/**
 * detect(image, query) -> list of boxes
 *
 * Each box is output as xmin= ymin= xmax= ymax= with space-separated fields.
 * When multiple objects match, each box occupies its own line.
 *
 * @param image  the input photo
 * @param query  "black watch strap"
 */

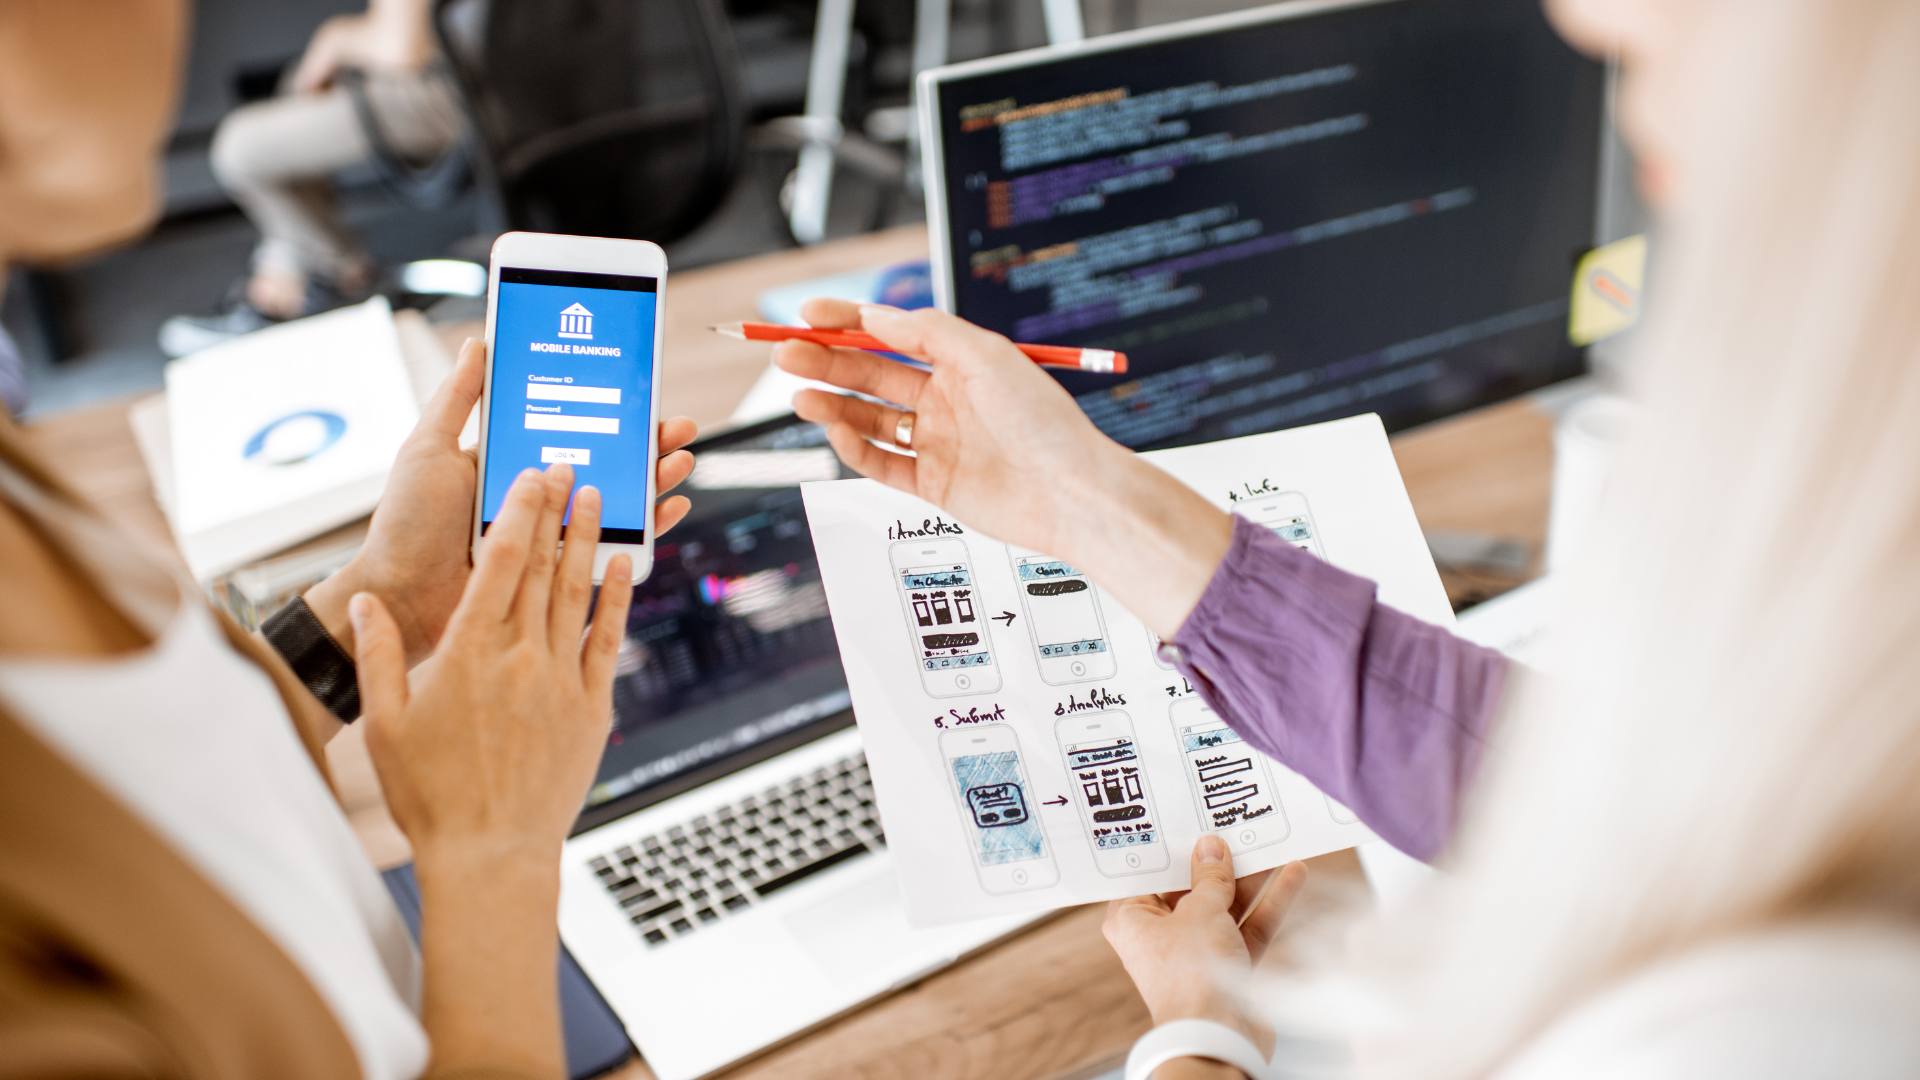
xmin=262 ymin=596 xmax=362 ymax=723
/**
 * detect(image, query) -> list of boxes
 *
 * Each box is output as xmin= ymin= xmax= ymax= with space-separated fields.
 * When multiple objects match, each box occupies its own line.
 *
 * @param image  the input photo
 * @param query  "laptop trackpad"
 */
xmin=783 ymin=875 xmax=934 ymax=986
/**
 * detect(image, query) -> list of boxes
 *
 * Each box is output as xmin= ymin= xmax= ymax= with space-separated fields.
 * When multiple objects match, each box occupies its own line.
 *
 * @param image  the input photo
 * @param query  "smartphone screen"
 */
xmin=949 ymin=749 xmax=1047 ymax=866
xmin=482 ymin=268 xmax=658 ymax=543
xmin=899 ymin=561 xmax=991 ymax=672
xmin=1013 ymin=556 xmax=1108 ymax=659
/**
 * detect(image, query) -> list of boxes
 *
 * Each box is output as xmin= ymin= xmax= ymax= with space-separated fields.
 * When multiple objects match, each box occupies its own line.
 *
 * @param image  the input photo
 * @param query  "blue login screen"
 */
xmin=483 ymin=267 xmax=657 ymax=543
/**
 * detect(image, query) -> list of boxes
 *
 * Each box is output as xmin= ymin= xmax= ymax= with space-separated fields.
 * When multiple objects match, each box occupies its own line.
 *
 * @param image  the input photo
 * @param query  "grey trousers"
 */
xmin=210 ymin=68 xmax=462 ymax=284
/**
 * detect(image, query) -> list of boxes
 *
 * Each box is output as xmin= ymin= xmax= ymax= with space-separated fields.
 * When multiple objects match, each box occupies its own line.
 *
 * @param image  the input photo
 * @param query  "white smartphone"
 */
xmin=1055 ymin=709 xmax=1170 ymax=876
xmin=1008 ymin=548 xmax=1117 ymax=685
xmin=1233 ymin=491 xmax=1324 ymax=558
xmin=939 ymin=725 xmax=1059 ymax=894
xmin=1168 ymin=697 xmax=1290 ymax=853
xmin=891 ymin=538 xmax=1001 ymax=697
xmin=473 ymin=231 xmax=667 ymax=584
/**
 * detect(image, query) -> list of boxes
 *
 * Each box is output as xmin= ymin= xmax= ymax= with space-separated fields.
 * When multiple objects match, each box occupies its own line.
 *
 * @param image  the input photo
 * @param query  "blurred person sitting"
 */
xmin=159 ymin=0 xmax=461 ymax=357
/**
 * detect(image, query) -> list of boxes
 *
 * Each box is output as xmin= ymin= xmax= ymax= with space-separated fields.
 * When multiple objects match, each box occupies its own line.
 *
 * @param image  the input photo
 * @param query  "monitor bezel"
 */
xmin=916 ymin=0 xmax=1612 ymax=413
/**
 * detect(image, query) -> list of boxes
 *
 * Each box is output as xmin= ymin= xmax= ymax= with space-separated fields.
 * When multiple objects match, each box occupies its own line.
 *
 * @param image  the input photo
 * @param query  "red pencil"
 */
xmin=710 ymin=320 xmax=1128 ymax=375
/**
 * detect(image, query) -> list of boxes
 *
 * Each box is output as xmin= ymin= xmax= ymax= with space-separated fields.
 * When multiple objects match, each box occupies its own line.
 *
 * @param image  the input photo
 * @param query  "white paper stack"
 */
xmin=160 ymin=298 xmax=419 ymax=581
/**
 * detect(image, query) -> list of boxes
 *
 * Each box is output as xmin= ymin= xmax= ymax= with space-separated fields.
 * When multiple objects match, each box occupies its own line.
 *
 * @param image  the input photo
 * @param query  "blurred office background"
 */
xmin=2 ymin=0 xmax=1286 ymax=416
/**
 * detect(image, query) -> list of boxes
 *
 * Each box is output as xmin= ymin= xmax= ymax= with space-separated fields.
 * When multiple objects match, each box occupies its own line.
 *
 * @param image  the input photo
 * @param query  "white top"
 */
xmin=0 ymin=461 xmax=428 ymax=1080
xmin=1498 ymin=920 xmax=1920 ymax=1078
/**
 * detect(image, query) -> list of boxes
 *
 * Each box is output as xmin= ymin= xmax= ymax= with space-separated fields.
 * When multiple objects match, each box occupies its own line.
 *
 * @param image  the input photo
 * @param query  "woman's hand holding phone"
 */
xmin=345 ymin=462 xmax=635 ymax=1075
xmin=780 ymin=300 xmax=1234 ymax=639
xmin=303 ymin=338 xmax=698 ymax=667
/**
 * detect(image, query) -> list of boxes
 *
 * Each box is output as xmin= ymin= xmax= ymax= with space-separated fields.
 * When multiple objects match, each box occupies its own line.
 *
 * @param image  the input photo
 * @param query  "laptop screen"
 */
xmin=576 ymin=416 xmax=856 ymax=831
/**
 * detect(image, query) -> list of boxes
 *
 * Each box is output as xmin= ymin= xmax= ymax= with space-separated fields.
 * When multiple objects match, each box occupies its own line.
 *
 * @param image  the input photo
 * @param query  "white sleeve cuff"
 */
xmin=1126 ymin=1018 xmax=1272 ymax=1080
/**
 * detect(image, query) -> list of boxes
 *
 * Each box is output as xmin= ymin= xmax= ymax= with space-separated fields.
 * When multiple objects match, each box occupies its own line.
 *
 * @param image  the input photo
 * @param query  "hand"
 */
xmin=779 ymin=300 xmax=1232 ymax=637
xmin=350 ymin=463 xmax=629 ymax=866
xmin=289 ymin=12 xmax=435 ymax=95
xmin=780 ymin=300 xmax=1127 ymax=559
xmin=305 ymin=337 xmax=698 ymax=666
xmin=1104 ymin=836 xmax=1309 ymax=1055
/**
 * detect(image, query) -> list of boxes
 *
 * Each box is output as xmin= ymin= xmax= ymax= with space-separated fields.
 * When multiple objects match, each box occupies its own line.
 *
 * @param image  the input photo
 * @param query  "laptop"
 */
xmin=557 ymin=415 xmax=1035 ymax=1080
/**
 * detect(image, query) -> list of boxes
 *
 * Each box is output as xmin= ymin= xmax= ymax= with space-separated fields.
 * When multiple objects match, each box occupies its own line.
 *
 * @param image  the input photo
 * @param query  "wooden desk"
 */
xmin=23 ymin=226 xmax=1553 ymax=1080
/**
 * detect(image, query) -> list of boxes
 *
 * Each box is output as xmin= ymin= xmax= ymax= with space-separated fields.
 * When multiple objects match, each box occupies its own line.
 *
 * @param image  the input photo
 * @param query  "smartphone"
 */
xmin=474 ymin=231 xmax=667 ymax=583
xmin=1009 ymin=549 xmax=1117 ymax=685
xmin=1234 ymin=491 xmax=1324 ymax=558
xmin=1168 ymin=697 xmax=1290 ymax=853
xmin=891 ymin=538 xmax=1001 ymax=697
xmin=1055 ymin=709 xmax=1170 ymax=876
xmin=939 ymin=726 xmax=1059 ymax=893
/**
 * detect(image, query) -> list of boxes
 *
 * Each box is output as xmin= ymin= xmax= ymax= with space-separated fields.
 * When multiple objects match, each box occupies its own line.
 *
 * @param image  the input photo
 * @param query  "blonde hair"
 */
xmin=1272 ymin=1 xmax=1920 ymax=1073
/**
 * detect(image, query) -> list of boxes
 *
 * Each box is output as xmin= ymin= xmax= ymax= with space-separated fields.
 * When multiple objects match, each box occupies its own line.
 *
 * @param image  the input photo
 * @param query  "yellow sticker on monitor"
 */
xmin=1569 ymin=234 xmax=1648 ymax=346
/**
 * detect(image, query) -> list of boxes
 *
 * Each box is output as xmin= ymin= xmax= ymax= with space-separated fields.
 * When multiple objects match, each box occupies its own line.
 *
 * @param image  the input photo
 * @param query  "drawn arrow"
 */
xmin=992 ymin=611 xmax=1017 ymax=627
xmin=1042 ymin=796 xmax=1069 ymax=807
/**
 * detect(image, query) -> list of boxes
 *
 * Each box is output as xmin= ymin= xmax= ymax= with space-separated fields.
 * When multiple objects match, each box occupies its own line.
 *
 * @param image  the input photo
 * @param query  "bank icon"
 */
xmin=558 ymin=302 xmax=594 ymax=339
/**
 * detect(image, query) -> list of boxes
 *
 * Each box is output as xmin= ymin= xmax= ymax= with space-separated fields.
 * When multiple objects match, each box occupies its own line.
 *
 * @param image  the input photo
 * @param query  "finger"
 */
xmin=792 ymin=390 xmax=918 ymax=492
xmin=655 ymin=494 xmax=692 ymax=538
xmin=419 ymin=338 xmax=486 ymax=442
xmin=858 ymin=306 xmax=1010 ymax=371
xmin=549 ymin=484 xmax=602 ymax=646
xmin=656 ymin=448 xmax=696 ymax=497
xmin=1176 ymin=834 xmax=1237 ymax=916
xmin=659 ymin=416 xmax=698 ymax=457
xmin=796 ymin=392 xmax=910 ymax=449
xmin=511 ymin=463 xmax=574 ymax=631
xmin=824 ymin=421 xmax=919 ymax=493
xmin=457 ymin=468 xmax=545 ymax=625
xmin=799 ymin=296 xmax=865 ymax=329
xmin=774 ymin=339 xmax=930 ymax=407
xmin=1239 ymin=861 xmax=1308 ymax=963
xmin=582 ymin=554 xmax=634 ymax=688
xmin=349 ymin=592 xmax=409 ymax=717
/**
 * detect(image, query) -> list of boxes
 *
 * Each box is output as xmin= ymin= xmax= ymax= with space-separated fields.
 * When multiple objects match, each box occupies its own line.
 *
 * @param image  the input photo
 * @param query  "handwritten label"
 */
xmin=1164 ymin=678 xmax=1197 ymax=699
xmin=932 ymin=702 xmax=1010 ymax=730
xmin=1054 ymin=687 xmax=1127 ymax=715
xmin=889 ymin=515 xmax=966 ymax=539
xmin=1226 ymin=478 xmax=1280 ymax=503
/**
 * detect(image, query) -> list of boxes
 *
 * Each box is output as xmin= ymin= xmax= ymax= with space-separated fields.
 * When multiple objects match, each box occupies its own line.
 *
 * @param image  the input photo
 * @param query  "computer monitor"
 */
xmin=574 ymin=415 xmax=857 ymax=834
xmin=919 ymin=0 xmax=1610 ymax=449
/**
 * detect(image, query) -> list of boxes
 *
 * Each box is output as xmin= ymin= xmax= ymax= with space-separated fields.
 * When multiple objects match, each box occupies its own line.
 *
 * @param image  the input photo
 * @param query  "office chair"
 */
xmin=431 ymin=0 xmax=748 ymax=245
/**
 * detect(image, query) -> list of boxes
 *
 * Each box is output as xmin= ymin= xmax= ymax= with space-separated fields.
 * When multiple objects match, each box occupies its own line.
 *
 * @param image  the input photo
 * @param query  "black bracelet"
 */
xmin=262 ymin=596 xmax=362 ymax=723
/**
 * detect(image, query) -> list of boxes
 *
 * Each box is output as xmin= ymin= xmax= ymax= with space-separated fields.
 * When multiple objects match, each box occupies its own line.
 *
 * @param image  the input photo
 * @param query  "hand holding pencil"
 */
xmin=761 ymin=299 xmax=1141 ymax=566
xmin=713 ymin=317 xmax=1127 ymax=374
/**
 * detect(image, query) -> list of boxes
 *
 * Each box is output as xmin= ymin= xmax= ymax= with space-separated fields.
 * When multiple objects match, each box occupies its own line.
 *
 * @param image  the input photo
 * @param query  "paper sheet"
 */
xmin=801 ymin=414 xmax=1456 ymax=924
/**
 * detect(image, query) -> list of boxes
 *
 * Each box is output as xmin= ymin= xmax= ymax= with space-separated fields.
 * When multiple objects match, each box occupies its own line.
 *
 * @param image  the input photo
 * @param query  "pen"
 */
xmin=710 ymin=320 xmax=1128 ymax=375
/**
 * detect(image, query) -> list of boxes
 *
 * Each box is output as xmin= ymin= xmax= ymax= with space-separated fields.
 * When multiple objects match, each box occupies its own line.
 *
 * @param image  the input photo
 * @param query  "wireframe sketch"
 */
xmin=1055 ymin=710 xmax=1171 ymax=876
xmin=940 ymin=725 xmax=1059 ymax=893
xmin=1009 ymin=549 xmax=1118 ymax=684
xmin=1234 ymin=490 xmax=1326 ymax=557
xmin=1169 ymin=697 xmax=1290 ymax=853
xmin=891 ymin=538 xmax=1001 ymax=697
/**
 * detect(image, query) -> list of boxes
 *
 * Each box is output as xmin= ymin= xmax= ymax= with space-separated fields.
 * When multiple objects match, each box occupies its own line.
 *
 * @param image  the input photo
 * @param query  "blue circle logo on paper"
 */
xmin=242 ymin=409 xmax=349 ymax=466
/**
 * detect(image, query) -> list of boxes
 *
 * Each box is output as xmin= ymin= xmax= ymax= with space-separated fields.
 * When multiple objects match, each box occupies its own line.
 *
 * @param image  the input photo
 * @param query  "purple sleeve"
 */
xmin=1168 ymin=514 xmax=1508 ymax=861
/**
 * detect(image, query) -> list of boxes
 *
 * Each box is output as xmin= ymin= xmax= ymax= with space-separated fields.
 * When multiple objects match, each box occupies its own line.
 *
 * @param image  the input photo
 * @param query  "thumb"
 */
xmin=1180 ymin=834 xmax=1236 ymax=915
xmin=349 ymin=593 xmax=409 ymax=717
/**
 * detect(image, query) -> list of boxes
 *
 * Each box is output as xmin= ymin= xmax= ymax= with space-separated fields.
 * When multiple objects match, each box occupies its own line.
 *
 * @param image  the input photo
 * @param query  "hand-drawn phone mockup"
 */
xmin=1055 ymin=710 xmax=1170 ymax=876
xmin=1009 ymin=549 xmax=1117 ymax=685
xmin=1233 ymin=491 xmax=1325 ymax=558
xmin=891 ymin=539 xmax=1000 ymax=698
xmin=939 ymin=725 xmax=1060 ymax=894
xmin=1326 ymin=797 xmax=1360 ymax=825
xmin=1169 ymin=697 xmax=1290 ymax=853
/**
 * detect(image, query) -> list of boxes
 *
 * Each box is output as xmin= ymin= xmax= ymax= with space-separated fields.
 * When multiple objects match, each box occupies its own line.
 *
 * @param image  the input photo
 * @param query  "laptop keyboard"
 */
xmin=587 ymin=752 xmax=884 ymax=947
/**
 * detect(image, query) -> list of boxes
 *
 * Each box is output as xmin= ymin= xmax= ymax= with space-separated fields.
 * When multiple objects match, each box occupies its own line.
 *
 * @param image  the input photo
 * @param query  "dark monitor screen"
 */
xmin=925 ymin=0 xmax=1608 ymax=448
xmin=576 ymin=417 xmax=856 ymax=832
